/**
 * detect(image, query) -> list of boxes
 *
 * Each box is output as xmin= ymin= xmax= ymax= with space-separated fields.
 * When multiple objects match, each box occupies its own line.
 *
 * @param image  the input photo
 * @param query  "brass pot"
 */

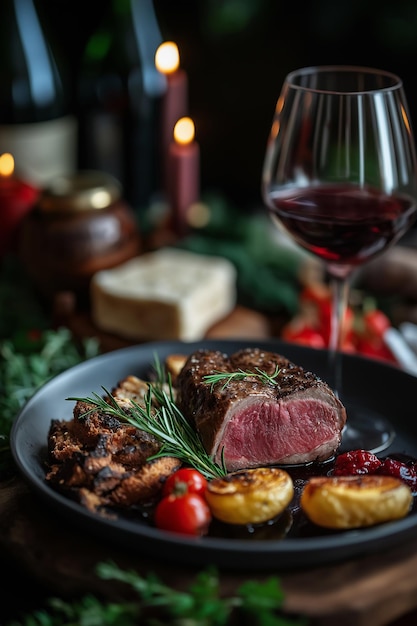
xmin=19 ymin=171 xmax=141 ymax=307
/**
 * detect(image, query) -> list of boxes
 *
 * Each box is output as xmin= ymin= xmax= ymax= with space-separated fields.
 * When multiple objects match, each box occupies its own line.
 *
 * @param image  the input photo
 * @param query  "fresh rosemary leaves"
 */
xmin=68 ymin=370 xmax=227 ymax=480
xmin=203 ymin=365 xmax=281 ymax=391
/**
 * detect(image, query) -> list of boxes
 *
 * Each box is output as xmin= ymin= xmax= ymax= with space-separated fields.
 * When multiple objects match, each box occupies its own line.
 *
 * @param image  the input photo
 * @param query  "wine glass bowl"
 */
xmin=262 ymin=66 xmax=417 ymax=452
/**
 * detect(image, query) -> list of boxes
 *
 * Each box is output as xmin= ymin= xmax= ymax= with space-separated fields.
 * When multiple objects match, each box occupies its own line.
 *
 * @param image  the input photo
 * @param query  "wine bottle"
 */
xmin=77 ymin=0 xmax=166 ymax=220
xmin=0 ymin=0 xmax=77 ymax=186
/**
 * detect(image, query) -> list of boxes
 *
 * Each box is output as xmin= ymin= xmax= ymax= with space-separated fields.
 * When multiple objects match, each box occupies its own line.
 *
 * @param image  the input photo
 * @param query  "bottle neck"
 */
xmin=131 ymin=0 xmax=166 ymax=97
xmin=0 ymin=0 xmax=71 ymax=122
xmin=83 ymin=0 xmax=166 ymax=98
xmin=16 ymin=0 xmax=59 ymax=107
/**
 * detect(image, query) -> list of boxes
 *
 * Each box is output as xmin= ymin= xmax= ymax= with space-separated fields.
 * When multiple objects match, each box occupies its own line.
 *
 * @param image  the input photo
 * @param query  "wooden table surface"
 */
xmin=3 ymin=305 xmax=417 ymax=625
xmin=2 ymin=475 xmax=417 ymax=626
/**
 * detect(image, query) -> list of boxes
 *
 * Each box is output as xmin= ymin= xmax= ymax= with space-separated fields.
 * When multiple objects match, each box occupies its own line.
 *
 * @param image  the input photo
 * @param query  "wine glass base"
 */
xmin=339 ymin=402 xmax=396 ymax=454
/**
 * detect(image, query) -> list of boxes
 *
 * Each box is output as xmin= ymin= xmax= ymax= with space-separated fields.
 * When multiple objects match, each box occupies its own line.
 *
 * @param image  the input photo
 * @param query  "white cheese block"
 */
xmin=90 ymin=248 xmax=237 ymax=341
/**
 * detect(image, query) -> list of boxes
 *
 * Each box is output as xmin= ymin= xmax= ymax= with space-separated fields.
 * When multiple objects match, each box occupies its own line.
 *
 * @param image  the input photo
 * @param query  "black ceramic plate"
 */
xmin=10 ymin=338 xmax=417 ymax=572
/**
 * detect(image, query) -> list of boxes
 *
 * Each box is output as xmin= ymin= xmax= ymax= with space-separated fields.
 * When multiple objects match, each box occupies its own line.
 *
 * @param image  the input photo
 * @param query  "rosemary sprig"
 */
xmin=67 ymin=381 xmax=227 ymax=480
xmin=203 ymin=365 xmax=281 ymax=392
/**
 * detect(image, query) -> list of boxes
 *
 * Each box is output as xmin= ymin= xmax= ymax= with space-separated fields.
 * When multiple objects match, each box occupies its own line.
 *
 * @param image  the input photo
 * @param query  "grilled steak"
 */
xmin=175 ymin=348 xmax=347 ymax=471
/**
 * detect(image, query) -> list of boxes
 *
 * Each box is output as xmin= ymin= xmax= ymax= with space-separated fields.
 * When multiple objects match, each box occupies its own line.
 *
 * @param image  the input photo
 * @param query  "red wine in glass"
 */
xmin=268 ymin=183 xmax=417 ymax=268
xmin=269 ymin=183 xmax=417 ymax=451
xmin=262 ymin=66 xmax=417 ymax=453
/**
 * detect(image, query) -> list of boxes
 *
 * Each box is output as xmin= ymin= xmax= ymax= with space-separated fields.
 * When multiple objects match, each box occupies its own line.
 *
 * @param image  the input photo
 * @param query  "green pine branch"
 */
xmin=5 ymin=560 xmax=308 ymax=626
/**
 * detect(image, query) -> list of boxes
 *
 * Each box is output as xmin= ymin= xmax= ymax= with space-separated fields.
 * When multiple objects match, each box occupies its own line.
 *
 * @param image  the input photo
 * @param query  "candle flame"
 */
xmin=174 ymin=117 xmax=195 ymax=145
xmin=0 ymin=153 xmax=14 ymax=177
xmin=155 ymin=41 xmax=180 ymax=75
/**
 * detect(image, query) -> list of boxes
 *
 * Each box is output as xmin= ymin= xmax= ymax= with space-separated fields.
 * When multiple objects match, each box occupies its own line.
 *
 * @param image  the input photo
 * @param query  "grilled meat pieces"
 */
xmin=46 ymin=377 xmax=181 ymax=514
xmin=175 ymin=348 xmax=347 ymax=471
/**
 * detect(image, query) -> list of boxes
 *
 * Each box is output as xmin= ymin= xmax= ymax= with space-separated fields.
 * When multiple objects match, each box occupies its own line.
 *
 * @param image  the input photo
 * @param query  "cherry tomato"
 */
xmin=162 ymin=467 xmax=208 ymax=498
xmin=299 ymin=285 xmax=331 ymax=334
xmin=320 ymin=302 xmax=354 ymax=346
xmin=284 ymin=283 xmax=397 ymax=364
xmin=282 ymin=320 xmax=326 ymax=349
xmin=154 ymin=492 xmax=212 ymax=536
xmin=295 ymin=285 xmax=354 ymax=347
xmin=363 ymin=309 xmax=391 ymax=339
xmin=340 ymin=337 xmax=356 ymax=354
xmin=356 ymin=337 xmax=397 ymax=364
xmin=299 ymin=283 xmax=331 ymax=308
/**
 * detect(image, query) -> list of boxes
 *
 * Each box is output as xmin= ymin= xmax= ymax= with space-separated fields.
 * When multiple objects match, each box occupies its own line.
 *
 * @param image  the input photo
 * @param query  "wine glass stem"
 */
xmin=328 ymin=275 xmax=350 ymax=397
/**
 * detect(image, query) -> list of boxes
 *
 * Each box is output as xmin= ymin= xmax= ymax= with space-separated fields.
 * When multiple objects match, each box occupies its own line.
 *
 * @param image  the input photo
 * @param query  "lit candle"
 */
xmin=0 ymin=153 xmax=39 ymax=258
xmin=155 ymin=41 xmax=189 ymax=192
xmin=168 ymin=117 xmax=200 ymax=236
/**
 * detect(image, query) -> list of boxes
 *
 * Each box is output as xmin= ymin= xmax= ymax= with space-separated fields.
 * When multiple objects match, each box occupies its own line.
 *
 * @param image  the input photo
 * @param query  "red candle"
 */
xmin=168 ymin=117 xmax=200 ymax=236
xmin=0 ymin=153 xmax=39 ymax=257
xmin=155 ymin=42 xmax=189 ymax=193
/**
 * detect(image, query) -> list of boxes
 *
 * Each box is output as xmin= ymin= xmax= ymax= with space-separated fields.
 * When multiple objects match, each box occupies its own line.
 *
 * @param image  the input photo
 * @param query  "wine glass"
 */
xmin=262 ymin=65 xmax=417 ymax=452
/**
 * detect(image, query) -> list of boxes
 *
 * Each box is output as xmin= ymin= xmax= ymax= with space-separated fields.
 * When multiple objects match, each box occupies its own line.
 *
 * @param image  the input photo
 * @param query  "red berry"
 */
xmin=376 ymin=458 xmax=417 ymax=491
xmin=333 ymin=449 xmax=382 ymax=475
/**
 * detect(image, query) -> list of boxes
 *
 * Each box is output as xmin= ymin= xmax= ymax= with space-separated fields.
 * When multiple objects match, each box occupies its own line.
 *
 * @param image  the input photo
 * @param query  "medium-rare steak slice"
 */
xmin=175 ymin=348 xmax=347 ymax=471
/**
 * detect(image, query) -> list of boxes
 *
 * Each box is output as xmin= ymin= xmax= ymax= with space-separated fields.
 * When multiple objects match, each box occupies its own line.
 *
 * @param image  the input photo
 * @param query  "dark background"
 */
xmin=38 ymin=0 xmax=417 ymax=210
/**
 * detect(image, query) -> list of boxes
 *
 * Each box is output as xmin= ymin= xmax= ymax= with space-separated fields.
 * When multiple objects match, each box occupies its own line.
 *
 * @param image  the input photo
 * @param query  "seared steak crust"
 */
xmin=175 ymin=348 xmax=347 ymax=471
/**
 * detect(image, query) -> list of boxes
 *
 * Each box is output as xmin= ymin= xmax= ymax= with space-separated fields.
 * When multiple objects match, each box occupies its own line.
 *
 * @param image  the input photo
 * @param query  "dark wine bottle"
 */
xmin=0 ymin=0 xmax=77 ymax=186
xmin=77 ymin=0 xmax=166 ymax=220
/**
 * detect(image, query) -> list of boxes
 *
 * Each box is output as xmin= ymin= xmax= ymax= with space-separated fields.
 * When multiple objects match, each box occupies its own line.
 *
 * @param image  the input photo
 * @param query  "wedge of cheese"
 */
xmin=90 ymin=248 xmax=237 ymax=341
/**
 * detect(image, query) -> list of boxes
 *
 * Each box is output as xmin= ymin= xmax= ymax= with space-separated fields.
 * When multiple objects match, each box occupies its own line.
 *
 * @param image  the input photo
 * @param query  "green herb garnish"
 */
xmin=203 ymin=365 xmax=281 ymax=391
xmin=68 ymin=376 xmax=227 ymax=480
xmin=0 ymin=327 xmax=99 ymax=477
xmin=4 ymin=560 xmax=308 ymax=626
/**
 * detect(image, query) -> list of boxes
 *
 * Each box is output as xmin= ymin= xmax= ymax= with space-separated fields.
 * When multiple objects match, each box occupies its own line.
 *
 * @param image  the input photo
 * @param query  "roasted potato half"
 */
xmin=301 ymin=475 xmax=412 ymax=529
xmin=206 ymin=467 xmax=294 ymax=525
xmin=165 ymin=354 xmax=187 ymax=384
